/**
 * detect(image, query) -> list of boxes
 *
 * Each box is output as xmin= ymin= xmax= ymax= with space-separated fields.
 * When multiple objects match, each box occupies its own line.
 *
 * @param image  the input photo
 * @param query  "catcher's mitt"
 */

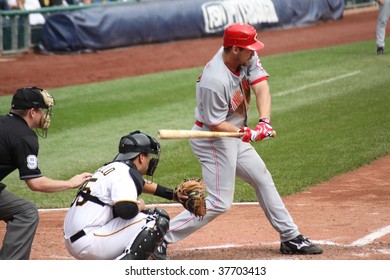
xmin=174 ymin=178 xmax=206 ymax=218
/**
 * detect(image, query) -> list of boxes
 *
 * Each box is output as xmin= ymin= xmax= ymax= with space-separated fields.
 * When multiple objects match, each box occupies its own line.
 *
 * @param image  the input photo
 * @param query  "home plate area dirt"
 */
xmin=3 ymin=154 xmax=387 ymax=260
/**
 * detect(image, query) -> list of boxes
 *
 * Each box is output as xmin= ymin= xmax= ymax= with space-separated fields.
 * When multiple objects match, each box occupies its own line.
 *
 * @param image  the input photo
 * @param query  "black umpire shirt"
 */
xmin=0 ymin=113 xmax=43 ymax=186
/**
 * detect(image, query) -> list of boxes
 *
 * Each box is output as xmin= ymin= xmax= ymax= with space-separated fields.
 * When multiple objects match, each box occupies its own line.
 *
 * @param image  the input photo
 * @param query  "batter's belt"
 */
xmin=195 ymin=120 xmax=203 ymax=127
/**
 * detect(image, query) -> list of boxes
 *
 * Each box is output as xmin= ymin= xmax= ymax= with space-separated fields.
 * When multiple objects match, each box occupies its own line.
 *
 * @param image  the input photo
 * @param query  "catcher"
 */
xmin=63 ymin=130 xmax=206 ymax=260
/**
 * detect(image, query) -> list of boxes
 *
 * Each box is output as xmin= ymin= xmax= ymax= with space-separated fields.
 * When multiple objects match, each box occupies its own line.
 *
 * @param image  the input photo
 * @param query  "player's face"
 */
xmin=29 ymin=107 xmax=52 ymax=138
xmin=30 ymin=108 xmax=44 ymax=129
xmin=237 ymin=48 xmax=255 ymax=66
xmin=138 ymin=154 xmax=151 ymax=175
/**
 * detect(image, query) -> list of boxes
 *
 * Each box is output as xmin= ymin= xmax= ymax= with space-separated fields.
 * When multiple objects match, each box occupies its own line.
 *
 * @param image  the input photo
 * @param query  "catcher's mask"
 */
xmin=11 ymin=86 xmax=55 ymax=138
xmin=113 ymin=130 xmax=161 ymax=176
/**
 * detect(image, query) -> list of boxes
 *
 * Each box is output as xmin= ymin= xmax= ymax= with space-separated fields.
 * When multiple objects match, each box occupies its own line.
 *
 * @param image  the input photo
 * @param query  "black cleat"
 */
xmin=377 ymin=47 xmax=384 ymax=55
xmin=280 ymin=234 xmax=323 ymax=255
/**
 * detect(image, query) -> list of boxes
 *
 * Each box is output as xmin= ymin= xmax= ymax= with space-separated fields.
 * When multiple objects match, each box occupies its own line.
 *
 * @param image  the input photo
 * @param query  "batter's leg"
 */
xmin=376 ymin=1 xmax=390 ymax=48
xmin=235 ymin=143 xmax=299 ymax=242
xmin=165 ymin=137 xmax=239 ymax=244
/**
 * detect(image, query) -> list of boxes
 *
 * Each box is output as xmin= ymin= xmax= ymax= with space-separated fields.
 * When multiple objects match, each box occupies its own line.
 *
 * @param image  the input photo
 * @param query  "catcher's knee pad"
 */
xmin=120 ymin=208 xmax=169 ymax=260
xmin=153 ymin=207 xmax=170 ymax=235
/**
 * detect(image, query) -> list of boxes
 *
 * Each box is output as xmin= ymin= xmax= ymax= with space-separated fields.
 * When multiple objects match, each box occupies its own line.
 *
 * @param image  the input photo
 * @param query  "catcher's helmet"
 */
xmin=113 ymin=131 xmax=160 ymax=176
xmin=223 ymin=23 xmax=264 ymax=51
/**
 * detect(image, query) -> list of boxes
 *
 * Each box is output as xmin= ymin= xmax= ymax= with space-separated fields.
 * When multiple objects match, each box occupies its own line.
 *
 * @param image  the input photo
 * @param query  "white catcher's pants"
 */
xmin=65 ymin=211 xmax=156 ymax=260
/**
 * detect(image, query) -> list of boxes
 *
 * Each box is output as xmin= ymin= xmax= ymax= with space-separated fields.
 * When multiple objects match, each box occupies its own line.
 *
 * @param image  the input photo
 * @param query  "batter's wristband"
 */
xmin=155 ymin=184 xmax=174 ymax=200
xmin=259 ymin=118 xmax=271 ymax=124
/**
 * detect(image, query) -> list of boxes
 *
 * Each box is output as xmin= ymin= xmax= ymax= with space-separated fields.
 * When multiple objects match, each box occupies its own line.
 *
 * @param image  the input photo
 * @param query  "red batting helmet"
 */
xmin=223 ymin=23 xmax=264 ymax=51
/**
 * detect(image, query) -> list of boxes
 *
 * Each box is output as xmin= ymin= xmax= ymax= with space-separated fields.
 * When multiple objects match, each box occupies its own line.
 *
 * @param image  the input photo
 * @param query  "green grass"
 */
xmin=1 ymin=39 xmax=389 ymax=208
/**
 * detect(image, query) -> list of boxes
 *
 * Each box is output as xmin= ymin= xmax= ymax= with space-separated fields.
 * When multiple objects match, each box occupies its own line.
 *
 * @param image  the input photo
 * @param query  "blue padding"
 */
xmin=38 ymin=0 xmax=345 ymax=54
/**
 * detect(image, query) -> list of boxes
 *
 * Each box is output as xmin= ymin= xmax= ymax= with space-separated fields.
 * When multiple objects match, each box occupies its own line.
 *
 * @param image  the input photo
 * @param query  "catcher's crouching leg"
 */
xmin=120 ymin=208 xmax=170 ymax=260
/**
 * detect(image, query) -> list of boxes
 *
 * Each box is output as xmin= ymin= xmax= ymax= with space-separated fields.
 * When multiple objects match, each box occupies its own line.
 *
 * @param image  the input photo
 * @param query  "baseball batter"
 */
xmin=153 ymin=23 xmax=323 ymax=259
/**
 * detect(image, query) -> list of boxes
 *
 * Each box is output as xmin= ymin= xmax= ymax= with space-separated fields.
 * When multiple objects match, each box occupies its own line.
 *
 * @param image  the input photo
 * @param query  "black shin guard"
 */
xmin=120 ymin=208 xmax=169 ymax=260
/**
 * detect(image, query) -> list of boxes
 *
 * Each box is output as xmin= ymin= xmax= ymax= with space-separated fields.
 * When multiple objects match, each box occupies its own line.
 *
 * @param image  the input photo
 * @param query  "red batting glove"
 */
xmin=239 ymin=127 xmax=259 ymax=142
xmin=254 ymin=118 xmax=273 ymax=141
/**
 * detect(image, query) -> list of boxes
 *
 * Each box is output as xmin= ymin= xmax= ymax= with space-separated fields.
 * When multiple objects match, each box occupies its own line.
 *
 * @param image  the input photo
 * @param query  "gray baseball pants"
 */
xmin=165 ymin=129 xmax=299 ymax=244
xmin=0 ymin=188 xmax=39 ymax=260
xmin=376 ymin=0 xmax=390 ymax=48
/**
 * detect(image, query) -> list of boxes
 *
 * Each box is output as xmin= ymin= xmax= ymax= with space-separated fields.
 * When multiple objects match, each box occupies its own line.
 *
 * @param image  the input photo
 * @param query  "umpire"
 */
xmin=0 ymin=87 xmax=91 ymax=260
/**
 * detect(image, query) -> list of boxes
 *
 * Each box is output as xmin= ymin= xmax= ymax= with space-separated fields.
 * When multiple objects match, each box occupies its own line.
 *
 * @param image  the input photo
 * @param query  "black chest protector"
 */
xmin=128 ymin=163 xmax=144 ymax=196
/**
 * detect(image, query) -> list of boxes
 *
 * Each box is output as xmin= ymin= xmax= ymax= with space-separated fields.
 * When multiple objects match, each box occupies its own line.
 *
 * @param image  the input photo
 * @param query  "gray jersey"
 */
xmin=195 ymin=47 xmax=268 ymax=127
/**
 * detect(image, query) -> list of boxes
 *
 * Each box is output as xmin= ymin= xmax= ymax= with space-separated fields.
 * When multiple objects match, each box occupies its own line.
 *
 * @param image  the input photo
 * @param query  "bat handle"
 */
xmin=235 ymin=130 xmax=276 ymax=138
xmin=239 ymin=129 xmax=276 ymax=139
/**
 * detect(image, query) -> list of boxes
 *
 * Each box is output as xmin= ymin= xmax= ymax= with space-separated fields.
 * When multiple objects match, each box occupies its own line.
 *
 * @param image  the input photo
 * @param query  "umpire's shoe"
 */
xmin=280 ymin=235 xmax=323 ymax=255
xmin=151 ymin=240 xmax=169 ymax=260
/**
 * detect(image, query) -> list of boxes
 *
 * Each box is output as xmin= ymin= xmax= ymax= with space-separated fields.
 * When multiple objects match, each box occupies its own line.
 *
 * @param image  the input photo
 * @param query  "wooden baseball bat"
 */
xmin=158 ymin=129 xmax=276 ymax=139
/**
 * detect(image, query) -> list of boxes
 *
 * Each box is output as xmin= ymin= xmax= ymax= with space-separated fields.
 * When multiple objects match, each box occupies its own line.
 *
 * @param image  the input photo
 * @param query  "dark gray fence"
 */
xmin=0 ymin=1 xmax=144 ymax=55
xmin=0 ymin=0 xmax=375 ymax=56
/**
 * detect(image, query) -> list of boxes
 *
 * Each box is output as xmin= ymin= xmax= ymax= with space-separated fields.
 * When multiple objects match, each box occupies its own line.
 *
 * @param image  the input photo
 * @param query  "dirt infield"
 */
xmin=28 ymin=155 xmax=390 ymax=260
xmin=0 ymin=7 xmax=389 ymax=260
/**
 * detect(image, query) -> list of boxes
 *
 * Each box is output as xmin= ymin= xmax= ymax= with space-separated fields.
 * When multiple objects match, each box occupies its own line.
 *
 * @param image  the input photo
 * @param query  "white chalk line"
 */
xmin=172 ymin=221 xmax=390 ymax=255
xmin=175 ymin=224 xmax=390 ymax=254
xmin=39 ymin=204 xmax=389 ymax=258
xmin=273 ymin=70 xmax=361 ymax=97
xmin=350 ymin=225 xmax=390 ymax=246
